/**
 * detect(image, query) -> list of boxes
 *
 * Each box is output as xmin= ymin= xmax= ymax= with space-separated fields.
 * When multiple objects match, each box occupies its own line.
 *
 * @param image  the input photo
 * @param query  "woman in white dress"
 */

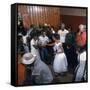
xmin=52 ymin=34 xmax=68 ymax=74
xmin=75 ymin=49 xmax=86 ymax=82
xmin=30 ymin=36 xmax=41 ymax=60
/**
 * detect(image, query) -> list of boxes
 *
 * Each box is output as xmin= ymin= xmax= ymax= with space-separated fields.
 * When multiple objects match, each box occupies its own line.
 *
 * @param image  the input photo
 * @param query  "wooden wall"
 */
xmin=18 ymin=5 xmax=61 ymax=30
xmin=61 ymin=15 xmax=87 ymax=32
xmin=17 ymin=6 xmax=87 ymax=85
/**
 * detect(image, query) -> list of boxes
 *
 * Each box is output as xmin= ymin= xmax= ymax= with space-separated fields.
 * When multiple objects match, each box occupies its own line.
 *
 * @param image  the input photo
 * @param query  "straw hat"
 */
xmin=22 ymin=53 xmax=36 ymax=65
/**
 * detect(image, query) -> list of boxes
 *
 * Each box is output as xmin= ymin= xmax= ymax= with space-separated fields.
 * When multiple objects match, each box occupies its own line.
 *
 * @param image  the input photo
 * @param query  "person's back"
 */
xmin=32 ymin=59 xmax=53 ymax=84
xmin=65 ymin=32 xmax=75 ymax=46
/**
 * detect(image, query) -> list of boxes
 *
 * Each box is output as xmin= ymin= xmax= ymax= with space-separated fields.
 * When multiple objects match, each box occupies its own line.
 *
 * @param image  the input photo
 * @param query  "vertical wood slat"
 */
xmin=18 ymin=5 xmax=61 ymax=30
xmin=17 ymin=5 xmax=61 ymax=84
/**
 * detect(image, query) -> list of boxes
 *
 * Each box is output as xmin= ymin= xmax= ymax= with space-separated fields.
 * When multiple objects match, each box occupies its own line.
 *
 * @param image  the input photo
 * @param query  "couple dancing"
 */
xmin=31 ymin=32 xmax=68 ymax=75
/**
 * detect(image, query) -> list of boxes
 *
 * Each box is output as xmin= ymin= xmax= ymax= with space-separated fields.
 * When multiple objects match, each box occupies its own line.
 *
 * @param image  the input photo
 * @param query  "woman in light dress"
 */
xmin=47 ymin=34 xmax=68 ymax=74
xmin=53 ymin=34 xmax=68 ymax=74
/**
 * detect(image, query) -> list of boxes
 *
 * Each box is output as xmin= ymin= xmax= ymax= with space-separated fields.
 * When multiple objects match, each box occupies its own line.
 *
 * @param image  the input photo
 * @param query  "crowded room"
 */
xmin=17 ymin=5 xmax=87 ymax=85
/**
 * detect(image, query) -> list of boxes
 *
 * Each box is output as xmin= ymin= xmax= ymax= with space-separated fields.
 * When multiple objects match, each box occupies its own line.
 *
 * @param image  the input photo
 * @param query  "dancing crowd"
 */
xmin=17 ymin=19 xmax=87 ymax=85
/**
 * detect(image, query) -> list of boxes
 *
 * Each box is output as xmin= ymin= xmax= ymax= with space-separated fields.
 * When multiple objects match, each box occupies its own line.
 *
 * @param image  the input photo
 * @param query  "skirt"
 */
xmin=75 ymin=61 xmax=86 ymax=81
xmin=53 ymin=53 xmax=68 ymax=73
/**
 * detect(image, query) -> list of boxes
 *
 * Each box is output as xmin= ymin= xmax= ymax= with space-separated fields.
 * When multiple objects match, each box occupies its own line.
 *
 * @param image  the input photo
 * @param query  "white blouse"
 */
xmin=58 ymin=29 xmax=69 ymax=43
xmin=53 ymin=42 xmax=63 ymax=53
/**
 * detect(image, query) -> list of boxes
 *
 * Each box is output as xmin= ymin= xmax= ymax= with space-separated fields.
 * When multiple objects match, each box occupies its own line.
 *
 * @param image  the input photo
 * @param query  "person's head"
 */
xmin=42 ymin=31 xmax=46 ymax=37
xmin=60 ymin=23 xmax=65 ymax=30
xmin=67 ymin=26 xmax=72 ymax=32
xmin=53 ymin=34 xmax=60 ymax=41
xmin=18 ymin=33 xmax=23 ymax=43
xmin=79 ymin=24 xmax=86 ymax=32
xmin=33 ymin=35 xmax=38 ymax=41
xmin=44 ymin=23 xmax=48 ymax=27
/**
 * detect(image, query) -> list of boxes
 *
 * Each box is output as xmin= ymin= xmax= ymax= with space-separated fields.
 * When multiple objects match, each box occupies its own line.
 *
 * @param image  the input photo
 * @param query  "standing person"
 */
xmin=65 ymin=27 xmax=75 ymax=46
xmin=74 ymin=24 xmax=87 ymax=82
xmin=22 ymin=34 xmax=29 ymax=53
xmin=17 ymin=19 xmax=26 ymax=35
xmin=58 ymin=23 xmax=69 ymax=43
xmin=18 ymin=33 xmax=25 ymax=55
xmin=76 ymin=24 xmax=86 ymax=48
xmin=50 ymin=26 xmax=55 ymax=34
xmin=53 ymin=34 xmax=68 ymax=75
xmin=30 ymin=35 xmax=41 ymax=60
xmin=38 ymin=31 xmax=49 ymax=62
xmin=74 ymin=47 xmax=86 ymax=82
xmin=18 ymin=33 xmax=29 ymax=54
xmin=21 ymin=53 xmax=53 ymax=84
xmin=65 ymin=27 xmax=78 ymax=72
xmin=58 ymin=23 xmax=69 ymax=51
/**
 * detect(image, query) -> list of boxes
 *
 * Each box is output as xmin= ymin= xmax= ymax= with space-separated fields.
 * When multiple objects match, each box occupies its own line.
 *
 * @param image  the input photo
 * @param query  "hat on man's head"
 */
xmin=22 ymin=53 xmax=36 ymax=65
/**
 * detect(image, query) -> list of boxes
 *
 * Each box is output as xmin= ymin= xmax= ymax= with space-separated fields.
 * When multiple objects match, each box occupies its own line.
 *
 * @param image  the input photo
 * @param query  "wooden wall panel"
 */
xmin=18 ymin=63 xmax=25 ymax=85
xmin=18 ymin=5 xmax=61 ymax=30
xmin=61 ymin=15 xmax=86 ymax=32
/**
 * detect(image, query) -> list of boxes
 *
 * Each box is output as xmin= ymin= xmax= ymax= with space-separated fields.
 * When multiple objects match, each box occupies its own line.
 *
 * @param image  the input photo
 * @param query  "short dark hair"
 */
xmin=53 ymin=34 xmax=60 ymax=40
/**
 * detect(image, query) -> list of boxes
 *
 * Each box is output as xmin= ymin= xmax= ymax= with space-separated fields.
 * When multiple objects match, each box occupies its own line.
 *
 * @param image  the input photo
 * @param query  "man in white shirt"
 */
xmin=58 ymin=23 xmax=69 ymax=43
xmin=38 ymin=31 xmax=49 ymax=62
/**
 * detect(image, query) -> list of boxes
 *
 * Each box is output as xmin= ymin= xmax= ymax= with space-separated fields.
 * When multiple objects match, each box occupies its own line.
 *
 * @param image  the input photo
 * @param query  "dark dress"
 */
xmin=65 ymin=32 xmax=78 ymax=73
xmin=65 ymin=45 xmax=78 ymax=73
